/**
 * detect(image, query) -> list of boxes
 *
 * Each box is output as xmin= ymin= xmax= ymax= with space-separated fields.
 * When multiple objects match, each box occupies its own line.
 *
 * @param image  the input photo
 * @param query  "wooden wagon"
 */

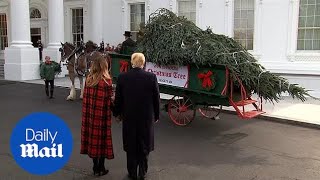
xmin=109 ymin=52 xmax=265 ymax=126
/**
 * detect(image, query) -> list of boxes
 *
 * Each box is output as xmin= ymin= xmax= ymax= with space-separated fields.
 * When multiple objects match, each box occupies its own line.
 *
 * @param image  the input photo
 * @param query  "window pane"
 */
xmin=240 ymin=40 xmax=246 ymax=48
xmin=241 ymin=0 xmax=248 ymax=9
xmin=247 ymin=11 xmax=254 ymax=28
xmin=299 ymin=5 xmax=308 ymax=16
xmin=247 ymin=29 xmax=254 ymax=39
xmin=315 ymin=16 xmax=320 ymax=27
xmin=131 ymin=5 xmax=136 ymax=13
xmin=235 ymin=10 xmax=241 ymax=18
xmin=234 ymin=20 xmax=240 ymax=28
xmin=306 ymin=16 xmax=315 ymax=27
xmin=305 ymin=40 xmax=313 ymax=49
xmin=305 ymin=29 xmax=313 ymax=39
xmin=234 ymin=0 xmax=254 ymax=50
xmin=309 ymin=0 xmax=316 ymax=4
xmin=297 ymin=40 xmax=305 ymax=50
xmin=301 ymin=0 xmax=308 ymax=5
xmin=247 ymin=40 xmax=253 ymax=50
xmin=313 ymin=40 xmax=320 ymax=49
xmin=316 ymin=6 xmax=320 ymax=15
xmin=307 ymin=5 xmax=316 ymax=16
xmin=241 ymin=11 xmax=247 ymax=18
xmin=298 ymin=29 xmax=305 ymax=39
xmin=178 ymin=0 xmax=196 ymax=23
xmin=298 ymin=17 xmax=306 ymax=27
xmin=314 ymin=29 xmax=320 ymax=39
xmin=235 ymin=0 xmax=241 ymax=9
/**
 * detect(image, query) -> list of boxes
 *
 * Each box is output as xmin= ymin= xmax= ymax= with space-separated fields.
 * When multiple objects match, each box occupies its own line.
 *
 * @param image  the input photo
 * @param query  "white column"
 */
xmin=10 ymin=0 xmax=32 ymax=48
xmin=4 ymin=0 xmax=39 ymax=80
xmin=47 ymin=0 xmax=64 ymax=48
xmin=90 ymin=0 xmax=103 ymax=44
xmin=43 ymin=0 xmax=66 ymax=77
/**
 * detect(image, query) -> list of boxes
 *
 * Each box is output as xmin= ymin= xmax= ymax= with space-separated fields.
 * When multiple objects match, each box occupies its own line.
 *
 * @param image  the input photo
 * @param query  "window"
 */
xmin=234 ymin=0 xmax=255 ymax=50
xmin=30 ymin=8 xmax=41 ymax=19
xmin=297 ymin=0 xmax=320 ymax=50
xmin=72 ymin=8 xmax=84 ymax=46
xmin=30 ymin=28 xmax=41 ymax=47
xmin=0 ymin=14 xmax=8 ymax=50
xmin=177 ymin=0 xmax=196 ymax=24
xmin=130 ymin=3 xmax=145 ymax=41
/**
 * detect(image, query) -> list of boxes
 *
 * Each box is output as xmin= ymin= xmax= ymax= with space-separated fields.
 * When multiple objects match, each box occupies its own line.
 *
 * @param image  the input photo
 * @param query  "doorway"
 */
xmin=31 ymin=28 xmax=41 ymax=47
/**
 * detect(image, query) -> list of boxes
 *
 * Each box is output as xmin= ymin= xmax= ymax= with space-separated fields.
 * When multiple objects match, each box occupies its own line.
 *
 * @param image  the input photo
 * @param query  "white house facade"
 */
xmin=0 ymin=0 xmax=320 ymax=97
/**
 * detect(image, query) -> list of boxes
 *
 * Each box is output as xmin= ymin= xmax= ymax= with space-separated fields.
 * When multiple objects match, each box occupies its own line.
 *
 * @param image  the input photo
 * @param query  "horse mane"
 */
xmin=85 ymin=40 xmax=98 ymax=48
xmin=64 ymin=42 xmax=75 ymax=48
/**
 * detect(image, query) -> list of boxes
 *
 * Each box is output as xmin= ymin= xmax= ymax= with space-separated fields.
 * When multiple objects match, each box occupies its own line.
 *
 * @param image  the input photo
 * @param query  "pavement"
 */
xmin=22 ymin=77 xmax=320 ymax=127
xmin=1 ymin=80 xmax=320 ymax=179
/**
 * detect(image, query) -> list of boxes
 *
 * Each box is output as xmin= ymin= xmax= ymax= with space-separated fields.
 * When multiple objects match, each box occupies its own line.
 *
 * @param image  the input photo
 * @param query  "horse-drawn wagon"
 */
xmin=109 ymin=53 xmax=265 ymax=126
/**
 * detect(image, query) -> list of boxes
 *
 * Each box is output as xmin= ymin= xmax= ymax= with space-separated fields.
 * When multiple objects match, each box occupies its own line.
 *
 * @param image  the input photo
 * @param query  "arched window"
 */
xmin=30 ymin=8 xmax=41 ymax=19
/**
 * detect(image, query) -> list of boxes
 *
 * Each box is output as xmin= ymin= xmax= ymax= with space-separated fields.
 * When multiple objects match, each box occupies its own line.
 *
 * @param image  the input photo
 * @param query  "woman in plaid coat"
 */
xmin=80 ymin=51 xmax=114 ymax=176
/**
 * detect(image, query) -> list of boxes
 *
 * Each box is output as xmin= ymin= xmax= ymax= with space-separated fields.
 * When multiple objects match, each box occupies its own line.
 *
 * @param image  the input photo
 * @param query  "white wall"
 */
xmin=102 ymin=0 xmax=123 ymax=46
xmin=259 ymin=0 xmax=290 ymax=64
xmin=199 ymin=0 xmax=225 ymax=34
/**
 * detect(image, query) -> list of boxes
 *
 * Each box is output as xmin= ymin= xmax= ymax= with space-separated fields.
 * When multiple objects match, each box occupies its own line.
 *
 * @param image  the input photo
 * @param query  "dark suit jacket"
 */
xmin=113 ymin=68 xmax=160 ymax=153
xmin=120 ymin=38 xmax=137 ymax=54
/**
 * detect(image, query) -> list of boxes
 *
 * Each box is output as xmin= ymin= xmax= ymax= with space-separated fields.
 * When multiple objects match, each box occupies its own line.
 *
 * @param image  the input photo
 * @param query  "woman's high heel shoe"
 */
xmin=92 ymin=158 xmax=99 ymax=176
xmin=99 ymin=167 xmax=109 ymax=176
xmin=93 ymin=166 xmax=99 ymax=176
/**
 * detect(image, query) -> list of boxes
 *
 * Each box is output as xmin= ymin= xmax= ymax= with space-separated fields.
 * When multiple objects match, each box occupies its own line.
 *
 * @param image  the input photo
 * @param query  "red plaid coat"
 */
xmin=80 ymin=79 xmax=114 ymax=159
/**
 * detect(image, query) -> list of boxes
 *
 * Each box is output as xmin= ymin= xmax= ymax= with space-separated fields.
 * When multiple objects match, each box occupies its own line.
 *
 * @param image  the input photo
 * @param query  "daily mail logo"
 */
xmin=20 ymin=129 xmax=63 ymax=158
xmin=10 ymin=113 xmax=73 ymax=175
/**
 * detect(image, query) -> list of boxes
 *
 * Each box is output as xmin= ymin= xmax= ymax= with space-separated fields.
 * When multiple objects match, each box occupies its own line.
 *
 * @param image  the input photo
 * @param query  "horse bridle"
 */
xmin=60 ymin=42 xmax=112 ymax=76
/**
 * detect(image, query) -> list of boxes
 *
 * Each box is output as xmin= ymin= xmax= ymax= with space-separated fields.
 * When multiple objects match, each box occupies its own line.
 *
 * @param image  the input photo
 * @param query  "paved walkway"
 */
xmin=22 ymin=77 xmax=320 ymax=126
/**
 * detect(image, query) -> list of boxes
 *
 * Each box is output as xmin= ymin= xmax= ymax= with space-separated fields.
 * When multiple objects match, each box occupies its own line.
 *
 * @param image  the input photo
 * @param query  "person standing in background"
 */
xmin=120 ymin=31 xmax=137 ymax=54
xmin=40 ymin=56 xmax=61 ymax=99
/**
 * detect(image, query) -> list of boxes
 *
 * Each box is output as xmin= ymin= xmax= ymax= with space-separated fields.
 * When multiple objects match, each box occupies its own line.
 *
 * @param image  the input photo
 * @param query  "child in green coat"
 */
xmin=40 ymin=56 xmax=61 ymax=99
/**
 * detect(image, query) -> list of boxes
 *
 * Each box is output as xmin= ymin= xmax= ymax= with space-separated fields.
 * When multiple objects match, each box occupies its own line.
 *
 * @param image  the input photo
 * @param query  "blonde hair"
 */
xmin=86 ymin=52 xmax=111 ymax=87
xmin=131 ymin=53 xmax=145 ymax=68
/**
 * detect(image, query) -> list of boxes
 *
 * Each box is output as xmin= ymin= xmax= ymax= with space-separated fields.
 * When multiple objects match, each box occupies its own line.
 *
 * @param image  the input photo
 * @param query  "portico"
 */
xmin=4 ymin=0 xmax=39 ymax=80
xmin=4 ymin=0 xmax=65 ymax=80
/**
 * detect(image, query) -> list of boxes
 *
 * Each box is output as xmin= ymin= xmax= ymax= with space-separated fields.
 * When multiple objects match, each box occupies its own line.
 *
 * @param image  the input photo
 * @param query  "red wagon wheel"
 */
xmin=168 ymin=95 xmax=196 ymax=126
xmin=198 ymin=105 xmax=222 ymax=120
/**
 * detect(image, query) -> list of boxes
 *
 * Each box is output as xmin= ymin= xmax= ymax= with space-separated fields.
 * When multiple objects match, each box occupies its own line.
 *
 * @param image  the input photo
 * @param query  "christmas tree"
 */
xmin=136 ymin=8 xmax=315 ymax=103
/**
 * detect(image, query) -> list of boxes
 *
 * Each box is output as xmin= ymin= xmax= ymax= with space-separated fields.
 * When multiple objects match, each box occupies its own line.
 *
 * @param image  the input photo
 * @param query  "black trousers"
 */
xmin=127 ymin=150 xmax=149 ymax=178
xmin=45 ymin=80 xmax=54 ymax=97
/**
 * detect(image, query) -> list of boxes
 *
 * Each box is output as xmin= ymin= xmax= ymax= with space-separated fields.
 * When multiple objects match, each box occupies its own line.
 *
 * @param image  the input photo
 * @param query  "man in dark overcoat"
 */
xmin=113 ymin=52 xmax=160 ymax=180
xmin=120 ymin=31 xmax=137 ymax=54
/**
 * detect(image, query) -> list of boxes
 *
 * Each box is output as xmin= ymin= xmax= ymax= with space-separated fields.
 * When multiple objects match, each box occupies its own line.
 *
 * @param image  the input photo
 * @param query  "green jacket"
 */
xmin=40 ymin=61 xmax=61 ymax=80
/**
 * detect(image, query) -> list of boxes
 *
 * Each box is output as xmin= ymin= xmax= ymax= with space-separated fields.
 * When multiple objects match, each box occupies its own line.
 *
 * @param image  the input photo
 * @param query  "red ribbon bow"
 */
xmin=119 ymin=60 xmax=129 ymax=72
xmin=197 ymin=71 xmax=213 ymax=88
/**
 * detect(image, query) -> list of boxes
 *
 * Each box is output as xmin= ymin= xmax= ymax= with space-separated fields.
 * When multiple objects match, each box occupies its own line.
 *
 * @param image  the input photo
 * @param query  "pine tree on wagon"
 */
xmin=136 ymin=8 xmax=317 ymax=103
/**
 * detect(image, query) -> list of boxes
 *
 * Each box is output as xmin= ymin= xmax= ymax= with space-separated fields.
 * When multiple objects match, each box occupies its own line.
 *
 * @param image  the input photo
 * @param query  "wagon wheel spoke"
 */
xmin=183 ymin=114 xmax=189 ymax=125
xmin=176 ymin=112 xmax=182 ymax=122
xmin=183 ymin=98 xmax=190 ymax=107
xmin=174 ymin=98 xmax=181 ymax=107
xmin=185 ymin=104 xmax=193 ymax=109
xmin=198 ymin=105 xmax=222 ymax=120
xmin=171 ymin=104 xmax=179 ymax=109
xmin=168 ymin=95 xmax=195 ymax=126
